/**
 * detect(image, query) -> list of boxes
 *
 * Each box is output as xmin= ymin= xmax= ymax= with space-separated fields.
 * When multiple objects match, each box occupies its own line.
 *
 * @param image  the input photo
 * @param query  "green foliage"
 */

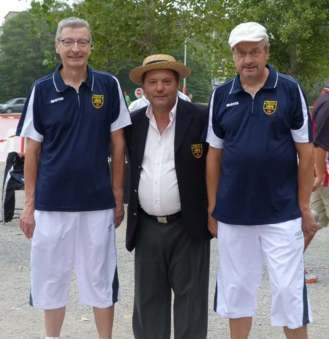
xmin=222 ymin=0 xmax=329 ymax=99
xmin=73 ymin=0 xmax=212 ymax=101
xmin=0 ymin=0 xmax=72 ymax=101
xmin=0 ymin=0 xmax=329 ymax=102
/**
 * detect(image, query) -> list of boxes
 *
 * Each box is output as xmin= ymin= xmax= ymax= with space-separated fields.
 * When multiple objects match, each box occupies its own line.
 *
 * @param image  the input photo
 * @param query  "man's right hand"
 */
xmin=20 ymin=208 xmax=35 ymax=239
xmin=208 ymin=214 xmax=218 ymax=237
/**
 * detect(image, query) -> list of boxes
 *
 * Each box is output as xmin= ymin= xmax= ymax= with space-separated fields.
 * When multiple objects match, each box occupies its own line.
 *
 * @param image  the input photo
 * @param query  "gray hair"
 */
xmin=55 ymin=17 xmax=91 ymax=42
xmin=263 ymin=37 xmax=270 ymax=51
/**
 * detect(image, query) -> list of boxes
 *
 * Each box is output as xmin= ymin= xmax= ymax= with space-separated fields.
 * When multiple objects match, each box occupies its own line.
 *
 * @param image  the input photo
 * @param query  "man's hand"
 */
xmin=301 ymin=208 xmax=319 ymax=250
xmin=114 ymin=203 xmax=124 ymax=227
xmin=20 ymin=207 xmax=35 ymax=239
xmin=208 ymin=214 xmax=218 ymax=237
xmin=313 ymin=175 xmax=324 ymax=191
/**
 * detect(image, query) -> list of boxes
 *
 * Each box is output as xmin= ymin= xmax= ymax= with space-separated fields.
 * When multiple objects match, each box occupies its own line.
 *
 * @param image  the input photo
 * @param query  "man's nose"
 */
xmin=155 ymin=82 xmax=164 ymax=91
xmin=244 ymin=53 xmax=254 ymax=63
xmin=71 ymin=42 xmax=80 ymax=51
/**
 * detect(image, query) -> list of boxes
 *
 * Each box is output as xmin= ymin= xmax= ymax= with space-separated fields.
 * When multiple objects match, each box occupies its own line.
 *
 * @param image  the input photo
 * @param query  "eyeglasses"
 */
xmin=233 ymin=48 xmax=265 ymax=59
xmin=58 ymin=38 xmax=91 ymax=48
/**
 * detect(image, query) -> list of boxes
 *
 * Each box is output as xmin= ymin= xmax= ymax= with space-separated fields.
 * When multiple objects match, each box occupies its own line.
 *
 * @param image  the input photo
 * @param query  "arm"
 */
xmin=313 ymin=147 xmax=327 ymax=190
xmin=312 ymin=95 xmax=329 ymax=189
xmin=20 ymin=138 xmax=41 ymax=239
xmin=206 ymin=146 xmax=222 ymax=237
xmin=111 ymin=128 xmax=126 ymax=226
xmin=295 ymin=142 xmax=319 ymax=249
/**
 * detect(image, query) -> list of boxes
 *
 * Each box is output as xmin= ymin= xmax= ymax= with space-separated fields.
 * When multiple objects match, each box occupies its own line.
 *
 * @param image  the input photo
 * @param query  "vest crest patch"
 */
xmin=191 ymin=143 xmax=203 ymax=159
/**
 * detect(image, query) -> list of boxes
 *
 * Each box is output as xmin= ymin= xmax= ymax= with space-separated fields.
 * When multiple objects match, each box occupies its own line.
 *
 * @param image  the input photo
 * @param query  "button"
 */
xmin=134 ymin=189 xmax=137 ymax=193
xmin=133 ymin=212 xmax=137 ymax=216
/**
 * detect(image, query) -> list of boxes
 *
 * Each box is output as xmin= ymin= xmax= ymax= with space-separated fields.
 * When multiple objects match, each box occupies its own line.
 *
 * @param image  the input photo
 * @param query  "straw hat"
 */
xmin=129 ymin=54 xmax=191 ymax=85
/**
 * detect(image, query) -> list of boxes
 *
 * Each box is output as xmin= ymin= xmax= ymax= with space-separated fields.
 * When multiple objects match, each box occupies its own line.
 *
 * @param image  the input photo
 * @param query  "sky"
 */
xmin=0 ymin=0 xmax=31 ymax=25
xmin=0 ymin=0 xmax=79 ymax=25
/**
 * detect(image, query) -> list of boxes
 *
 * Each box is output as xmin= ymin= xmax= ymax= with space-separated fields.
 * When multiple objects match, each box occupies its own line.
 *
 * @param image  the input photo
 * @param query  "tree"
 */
xmin=2 ymin=0 xmax=327 ymax=103
xmin=212 ymin=0 xmax=329 ymax=99
xmin=0 ymin=0 xmax=72 ymax=101
xmin=73 ymin=0 xmax=213 ymax=101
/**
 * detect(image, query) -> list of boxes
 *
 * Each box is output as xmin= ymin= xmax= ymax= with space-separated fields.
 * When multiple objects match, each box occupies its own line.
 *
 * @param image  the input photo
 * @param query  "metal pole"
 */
xmin=183 ymin=38 xmax=187 ymax=90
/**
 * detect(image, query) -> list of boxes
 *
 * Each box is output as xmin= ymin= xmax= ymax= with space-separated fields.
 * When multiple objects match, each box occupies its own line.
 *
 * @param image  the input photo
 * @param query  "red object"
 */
xmin=134 ymin=87 xmax=144 ymax=99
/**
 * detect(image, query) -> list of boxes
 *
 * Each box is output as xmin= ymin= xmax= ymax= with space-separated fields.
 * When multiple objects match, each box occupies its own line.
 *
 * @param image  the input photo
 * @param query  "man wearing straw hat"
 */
xmin=125 ymin=54 xmax=210 ymax=339
xmin=207 ymin=22 xmax=317 ymax=338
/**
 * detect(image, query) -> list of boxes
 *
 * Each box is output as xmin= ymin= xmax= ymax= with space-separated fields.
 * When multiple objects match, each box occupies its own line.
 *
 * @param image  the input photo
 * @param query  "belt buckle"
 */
xmin=157 ymin=216 xmax=168 ymax=224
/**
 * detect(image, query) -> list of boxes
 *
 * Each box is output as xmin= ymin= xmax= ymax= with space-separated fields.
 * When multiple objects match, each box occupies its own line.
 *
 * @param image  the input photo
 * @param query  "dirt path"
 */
xmin=1 ymin=163 xmax=328 ymax=338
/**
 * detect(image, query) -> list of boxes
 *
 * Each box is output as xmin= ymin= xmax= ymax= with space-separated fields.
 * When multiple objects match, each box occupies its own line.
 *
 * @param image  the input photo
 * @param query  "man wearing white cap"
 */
xmin=206 ymin=22 xmax=317 ymax=338
xmin=125 ymin=54 xmax=210 ymax=339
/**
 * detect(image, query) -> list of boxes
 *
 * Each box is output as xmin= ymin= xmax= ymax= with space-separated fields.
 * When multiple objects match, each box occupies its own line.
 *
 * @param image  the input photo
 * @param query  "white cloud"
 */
xmin=0 ymin=0 xmax=31 ymax=25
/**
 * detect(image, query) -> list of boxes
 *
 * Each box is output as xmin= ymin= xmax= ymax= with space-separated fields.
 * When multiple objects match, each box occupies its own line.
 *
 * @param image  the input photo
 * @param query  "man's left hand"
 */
xmin=114 ymin=203 xmax=124 ymax=227
xmin=302 ymin=208 xmax=319 ymax=250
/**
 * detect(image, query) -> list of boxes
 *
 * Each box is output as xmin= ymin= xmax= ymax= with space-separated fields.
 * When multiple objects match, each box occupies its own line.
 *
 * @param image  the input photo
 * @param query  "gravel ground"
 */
xmin=0 ymin=162 xmax=328 ymax=338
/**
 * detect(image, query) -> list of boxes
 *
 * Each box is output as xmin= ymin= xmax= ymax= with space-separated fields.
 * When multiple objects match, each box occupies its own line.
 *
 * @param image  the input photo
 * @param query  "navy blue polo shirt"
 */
xmin=209 ymin=65 xmax=312 ymax=225
xmin=17 ymin=65 xmax=125 ymax=211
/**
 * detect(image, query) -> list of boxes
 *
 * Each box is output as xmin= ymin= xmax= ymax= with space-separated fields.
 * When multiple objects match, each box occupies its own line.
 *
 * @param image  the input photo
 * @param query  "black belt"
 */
xmin=140 ymin=208 xmax=181 ymax=224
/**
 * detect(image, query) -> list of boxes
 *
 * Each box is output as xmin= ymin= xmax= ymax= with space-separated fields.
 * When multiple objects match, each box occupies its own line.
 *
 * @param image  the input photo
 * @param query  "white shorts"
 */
xmin=30 ymin=209 xmax=118 ymax=310
xmin=215 ymin=218 xmax=312 ymax=329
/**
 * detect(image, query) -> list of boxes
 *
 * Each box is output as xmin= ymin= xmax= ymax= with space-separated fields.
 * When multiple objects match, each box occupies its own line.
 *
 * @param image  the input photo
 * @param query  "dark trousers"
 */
xmin=133 ymin=213 xmax=210 ymax=339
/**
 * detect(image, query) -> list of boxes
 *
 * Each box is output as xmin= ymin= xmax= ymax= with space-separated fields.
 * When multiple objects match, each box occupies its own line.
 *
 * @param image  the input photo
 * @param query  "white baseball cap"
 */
xmin=228 ymin=22 xmax=268 ymax=48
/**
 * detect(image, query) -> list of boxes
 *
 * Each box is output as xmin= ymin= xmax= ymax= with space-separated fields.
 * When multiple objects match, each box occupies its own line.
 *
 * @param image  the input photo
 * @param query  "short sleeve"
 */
xmin=290 ymin=84 xmax=312 ymax=143
xmin=16 ymin=85 xmax=44 ymax=142
xmin=110 ymin=77 xmax=131 ymax=132
xmin=313 ymin=95 xmax=329 ymax=149
xmin=206 ymin=90 xmax=224 ymax=149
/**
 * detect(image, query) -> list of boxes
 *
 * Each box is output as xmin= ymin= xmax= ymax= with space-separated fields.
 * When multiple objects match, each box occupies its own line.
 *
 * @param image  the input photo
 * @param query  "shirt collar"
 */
xmin=229 ymin=65 xmax=278 ymax=95
xmin=52 ymin=64 xmax=94 ymax=93
xmin=145 ymin=95 xmax=179 ymax=123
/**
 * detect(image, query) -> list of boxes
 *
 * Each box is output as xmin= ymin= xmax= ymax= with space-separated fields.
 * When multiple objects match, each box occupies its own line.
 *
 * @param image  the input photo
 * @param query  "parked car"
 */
xmin=0 ymin=97 xmax=27 ymax=113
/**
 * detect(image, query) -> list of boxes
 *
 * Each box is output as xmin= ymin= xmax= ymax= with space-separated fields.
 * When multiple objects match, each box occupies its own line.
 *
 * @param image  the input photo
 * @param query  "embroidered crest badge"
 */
xmin=191 ymin=143 xmax=203 ymax=159
xmin=263 ymin=100 xmax=277 ymax=116
xmin=92 ymin=94 xmax=104 ymax=109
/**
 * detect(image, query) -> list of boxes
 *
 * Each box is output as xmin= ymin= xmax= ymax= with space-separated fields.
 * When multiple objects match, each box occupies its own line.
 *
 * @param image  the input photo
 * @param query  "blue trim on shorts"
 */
xmin=29 ymin=290 xmax=33 ymax=307
xmin=213 ymin=282 xmax=218 ymax=312
xmin=112 ymin=267 xmax=119 ymax=303
xmin=303 ymin=279 xmax=310 ymax=325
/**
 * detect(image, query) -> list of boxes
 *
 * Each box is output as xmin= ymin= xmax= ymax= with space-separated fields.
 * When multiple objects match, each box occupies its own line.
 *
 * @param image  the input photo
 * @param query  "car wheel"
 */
xmin=6 ymin=109 xmax=12 ymax=113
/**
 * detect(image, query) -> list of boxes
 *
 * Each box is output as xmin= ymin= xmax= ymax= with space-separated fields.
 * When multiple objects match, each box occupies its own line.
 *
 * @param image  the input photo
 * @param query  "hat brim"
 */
xmin=129 ymin=61 xmax=191 ymax=85
xmin=230 ymin=37 xmax=266 ymax=48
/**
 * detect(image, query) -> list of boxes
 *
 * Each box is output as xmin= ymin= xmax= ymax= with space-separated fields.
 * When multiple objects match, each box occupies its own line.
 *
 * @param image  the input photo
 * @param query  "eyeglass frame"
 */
xmin=232 ymin=41 xmax=269 ymax=60
xmin=57 ymin=38 xmax=92 ymax=48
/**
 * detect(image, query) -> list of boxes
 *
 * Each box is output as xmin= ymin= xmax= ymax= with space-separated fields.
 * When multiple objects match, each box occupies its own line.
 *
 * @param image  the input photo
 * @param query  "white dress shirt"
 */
xmin=138 ymin=99 xmax=181 ymax=216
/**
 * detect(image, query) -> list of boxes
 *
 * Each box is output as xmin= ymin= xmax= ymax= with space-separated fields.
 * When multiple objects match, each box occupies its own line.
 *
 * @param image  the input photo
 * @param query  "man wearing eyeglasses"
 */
xmin=207 ymin=22 xmax=317 ymax=338
xmin=17 ymin=17 xmax=131 ymax=339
